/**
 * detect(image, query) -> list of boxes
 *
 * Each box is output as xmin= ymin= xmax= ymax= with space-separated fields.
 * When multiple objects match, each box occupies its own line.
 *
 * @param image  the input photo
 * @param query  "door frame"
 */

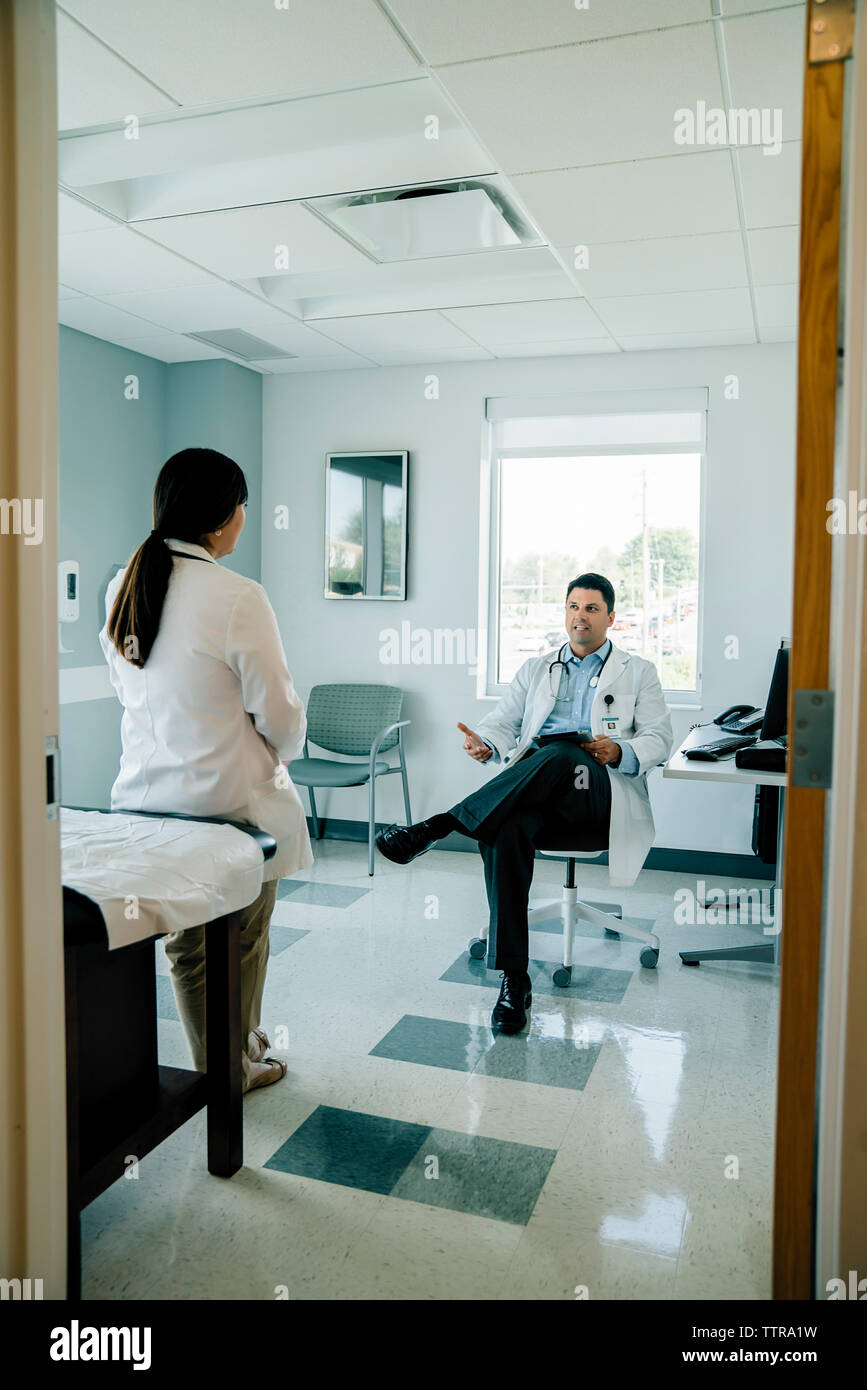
xmin=773 ymin=0 xmax=855 ymax=1300
xmin=815 ymin=0 xmax=867 ymax=1297
xmin=0 ymin=0 xmax=65 ymax=1296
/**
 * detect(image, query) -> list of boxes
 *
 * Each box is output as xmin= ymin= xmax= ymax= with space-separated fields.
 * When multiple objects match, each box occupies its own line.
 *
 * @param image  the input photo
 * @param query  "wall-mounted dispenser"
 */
xmin=58 ymin=560 xmax=79 ymax=623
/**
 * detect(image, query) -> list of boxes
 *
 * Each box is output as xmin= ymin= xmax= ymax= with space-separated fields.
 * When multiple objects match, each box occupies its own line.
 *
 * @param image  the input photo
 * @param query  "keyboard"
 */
xmin=683 ymin=734 xmax=758 ymax=761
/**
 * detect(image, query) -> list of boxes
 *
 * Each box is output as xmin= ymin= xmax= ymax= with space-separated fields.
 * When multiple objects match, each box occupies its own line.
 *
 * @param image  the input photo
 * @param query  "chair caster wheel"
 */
xmin=639 ymin=947 xmax=659 ymax=968
xmin=604 ymin=927 xmax=620 ymax=938
xmin=468 ymin=938 xmax=487 ymax=960
xmin=552 ymin=966 xmax=572 ymax=987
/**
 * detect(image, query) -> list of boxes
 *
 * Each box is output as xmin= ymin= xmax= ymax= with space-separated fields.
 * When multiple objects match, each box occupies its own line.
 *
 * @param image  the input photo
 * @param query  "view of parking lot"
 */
xmin=496 ymin=453 xmax=701 ymax=691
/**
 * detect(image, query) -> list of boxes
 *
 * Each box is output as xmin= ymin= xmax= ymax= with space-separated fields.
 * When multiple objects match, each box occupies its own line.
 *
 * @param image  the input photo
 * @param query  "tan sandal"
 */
xmin=248 ymin=1028 xmax=270 ymax=1063
xmin=244 ymin=1057 xmax=287 ymax=1094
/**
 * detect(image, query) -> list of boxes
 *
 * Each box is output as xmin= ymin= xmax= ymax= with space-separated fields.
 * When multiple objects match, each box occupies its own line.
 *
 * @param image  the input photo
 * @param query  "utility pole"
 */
xmin=641 ymin=468 xmax=650 ymax=654
xmin=656 ymin=557 xmax=665 ymax=672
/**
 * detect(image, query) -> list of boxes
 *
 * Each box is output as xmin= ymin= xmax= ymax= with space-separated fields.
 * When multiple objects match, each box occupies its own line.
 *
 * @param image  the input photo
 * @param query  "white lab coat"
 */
xmin=98 ymin=539 xmax=313 ymax=882
xmin=474 ymin=644 xmax=673 ymax=887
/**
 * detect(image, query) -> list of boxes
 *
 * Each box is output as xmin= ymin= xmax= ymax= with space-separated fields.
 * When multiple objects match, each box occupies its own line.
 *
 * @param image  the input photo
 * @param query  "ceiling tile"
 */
xmin=57 ymin=10 xmax=176 ymax=130
xmin=492 ymin=339 xmax=620 ymax=358
xmin=755 ymin=283 xmax=798 ymax=328
xmin=97 ymin=283 xmax=306 ymax=334
xmin=58 ymin=296 xmax=169 ymax=339
xmin=437 ymin=24 xmax=723 ymax=173
xmin=135 ymin=203 xmax=371 ymax=281
xmin=309 ymin=310 xmax=481 ymax=356
xmin=738 ymin=141 xmax=801 ymax=227
xmin=721 ymin=1 xmax=803 ymax=12
xmin=228 ymin=319 xmax=359 ymax=359
xmin=443 ymin=298 xmax=602 ymax=344
xmin=101 ymin=335 xmax=226 ymax=363
xmin=748 ymin=226 xmax=799 ymax=285
xmin=723 ymin=7 xmax=805 ymax=144
xmin=362 ymin=345 xmax=494 ymax=366
xmin=593 ymin=287 xmax=754 ymax=336
xmin=59 ymin=227 xmax=219 ymax=296
xmin=389 ymin=0 xmax=709 ymax=65
xmin=255 ymin=354 xmax=373 ymax=373
xmin=513 ymin=151 xmax=739 ymax=246
xmin=60 ymin=0 xmax=418 ymax=107
xmin=560 ymin=231 xmax=748 ymax=298
xmin=58 ymin=190 xmax=117 ymax=234
xmin=760 ymin=324 xmax=797 ymax=342
xmin=58 ymin=284 xmax=86 ymax=300
xmin=618 ymin=327 xmax=757 ymax=350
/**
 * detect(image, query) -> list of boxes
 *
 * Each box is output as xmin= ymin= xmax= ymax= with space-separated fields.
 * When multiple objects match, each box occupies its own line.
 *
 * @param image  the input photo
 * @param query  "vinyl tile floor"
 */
xmin=81 ymin=839 xmax=779 ymax=1301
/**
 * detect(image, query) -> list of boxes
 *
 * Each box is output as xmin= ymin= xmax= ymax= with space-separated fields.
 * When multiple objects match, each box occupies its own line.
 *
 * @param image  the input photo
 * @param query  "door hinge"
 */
xmin=46 ymin=735 xmax=60 ymax=821
xmin=791 ymin=690 xmax=834 ymax=788
xmin=809 ymin=0 xmax=855 ymax=65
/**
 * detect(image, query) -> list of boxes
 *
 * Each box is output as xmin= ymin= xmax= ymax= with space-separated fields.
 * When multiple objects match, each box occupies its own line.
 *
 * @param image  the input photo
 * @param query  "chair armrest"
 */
xmin=62 ymin=805 xmax=278 ymax=861
xmin=369 ymin=720 xmax=410 ymax=779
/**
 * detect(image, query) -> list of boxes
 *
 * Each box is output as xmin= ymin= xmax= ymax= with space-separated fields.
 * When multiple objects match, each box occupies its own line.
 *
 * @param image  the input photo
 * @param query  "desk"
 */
xmin=663 ymin=730 xmax=787 ymax=966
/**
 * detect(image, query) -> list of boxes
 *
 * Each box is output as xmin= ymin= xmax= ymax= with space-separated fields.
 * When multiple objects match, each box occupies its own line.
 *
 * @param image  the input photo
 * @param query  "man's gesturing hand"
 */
xmin=457 ymin=721 xmax=493 ymax=762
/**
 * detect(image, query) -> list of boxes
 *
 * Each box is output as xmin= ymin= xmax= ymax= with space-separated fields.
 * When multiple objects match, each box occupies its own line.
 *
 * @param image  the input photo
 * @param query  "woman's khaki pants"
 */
xmin=163 ymin=879 xmax=279 ymax=1091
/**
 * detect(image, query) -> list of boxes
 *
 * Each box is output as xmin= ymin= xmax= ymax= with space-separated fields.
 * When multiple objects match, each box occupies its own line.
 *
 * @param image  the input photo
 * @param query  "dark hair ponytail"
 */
xmin=107 ymin=447 xmax=248 ymax=667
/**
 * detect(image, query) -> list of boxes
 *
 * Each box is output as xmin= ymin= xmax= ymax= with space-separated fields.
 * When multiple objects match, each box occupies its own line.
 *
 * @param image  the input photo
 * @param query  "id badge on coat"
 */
xmin=603 ymin=717 xmax=619 ymax=733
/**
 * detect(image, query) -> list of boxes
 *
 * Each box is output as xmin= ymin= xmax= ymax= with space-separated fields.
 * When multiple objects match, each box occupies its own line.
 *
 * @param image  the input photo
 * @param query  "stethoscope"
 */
xmin=549 ymin=640 xmax=613 ymax=703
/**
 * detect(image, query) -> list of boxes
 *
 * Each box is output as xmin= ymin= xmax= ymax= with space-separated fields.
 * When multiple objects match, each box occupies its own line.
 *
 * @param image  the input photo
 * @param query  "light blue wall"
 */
xmin=58 ymin=327 xmax=263 ymax=809
xmin=166 ymin=359 xmax=263 ymax=579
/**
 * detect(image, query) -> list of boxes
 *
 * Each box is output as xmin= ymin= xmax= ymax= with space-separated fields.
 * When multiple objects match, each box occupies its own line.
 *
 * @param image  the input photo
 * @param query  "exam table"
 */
xmin=61 ymin=806 xmax=277 ymax=1300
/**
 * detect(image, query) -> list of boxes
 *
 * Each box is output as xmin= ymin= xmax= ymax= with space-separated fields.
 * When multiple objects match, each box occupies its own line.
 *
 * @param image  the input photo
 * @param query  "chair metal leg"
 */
xmin=308 ymin=786 xmax=321 ymax=839
xmin=561 ymin=884 xmax=577 ymax=968
xmin=399 ymin=743 xmax=412 ymax=826
xmin=368 ymin=774 xmax=376 ymax=876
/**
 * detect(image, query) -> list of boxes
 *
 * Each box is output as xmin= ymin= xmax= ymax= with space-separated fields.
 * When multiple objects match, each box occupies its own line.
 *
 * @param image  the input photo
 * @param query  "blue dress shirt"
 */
xmin=484 ymin=638 xmax=639 ymax=775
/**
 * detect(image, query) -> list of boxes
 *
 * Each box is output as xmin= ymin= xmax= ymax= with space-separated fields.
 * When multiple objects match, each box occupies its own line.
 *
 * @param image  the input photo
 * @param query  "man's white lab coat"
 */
xmin=474 ymin=644 xmax=673 ymax=886
xmin=98 ymin=538 xmax=312 ymax=882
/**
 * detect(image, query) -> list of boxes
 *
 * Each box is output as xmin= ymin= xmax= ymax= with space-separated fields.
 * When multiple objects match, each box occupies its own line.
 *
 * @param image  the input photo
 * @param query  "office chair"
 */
xmin=468 ymin=847 xmax=660 ymax=986
xmin=288 ymin=683 xmax=412 ymax=876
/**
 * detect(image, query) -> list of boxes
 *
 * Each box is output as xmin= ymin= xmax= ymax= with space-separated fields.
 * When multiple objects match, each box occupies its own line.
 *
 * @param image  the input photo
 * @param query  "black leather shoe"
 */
xmin=491 ymin=971 xmax=533 ymax=1033
xmin=375 ymin=820 xmax=438 ymax=865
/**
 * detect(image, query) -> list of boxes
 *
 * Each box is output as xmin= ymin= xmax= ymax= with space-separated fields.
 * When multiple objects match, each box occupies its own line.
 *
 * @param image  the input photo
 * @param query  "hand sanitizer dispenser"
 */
xmin=58 ymin=560 xmax=79 ymax=623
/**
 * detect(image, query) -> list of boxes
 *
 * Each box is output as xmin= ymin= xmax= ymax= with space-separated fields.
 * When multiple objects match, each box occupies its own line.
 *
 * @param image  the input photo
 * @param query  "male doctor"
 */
xmin=377 ymin=572 xmax=673 ymax=1033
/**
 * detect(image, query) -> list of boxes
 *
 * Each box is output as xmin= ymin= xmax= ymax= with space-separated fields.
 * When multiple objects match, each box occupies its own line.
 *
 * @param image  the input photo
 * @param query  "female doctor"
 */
xmin=99 ymin=447 xmax=312 ymax=1092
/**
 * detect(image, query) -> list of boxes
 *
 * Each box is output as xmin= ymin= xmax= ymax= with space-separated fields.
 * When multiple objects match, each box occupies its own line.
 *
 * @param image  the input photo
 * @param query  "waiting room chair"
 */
xmin=468 ymin=848 xmax=660 ymax=986
xmin=288 ymin=683 xmax=411 ymax=877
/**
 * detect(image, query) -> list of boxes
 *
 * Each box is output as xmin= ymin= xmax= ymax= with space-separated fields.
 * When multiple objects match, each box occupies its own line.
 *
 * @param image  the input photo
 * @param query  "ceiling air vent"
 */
xmin=307 ymin=180 xmax=537 ymax=262
xmin=185 ymin=328 xmax=297 ymax=361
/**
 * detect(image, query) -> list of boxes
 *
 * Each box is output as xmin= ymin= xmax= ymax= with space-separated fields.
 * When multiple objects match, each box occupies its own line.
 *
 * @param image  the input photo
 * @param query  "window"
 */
xmin=482 ymin=391 xmax=706 ymax=698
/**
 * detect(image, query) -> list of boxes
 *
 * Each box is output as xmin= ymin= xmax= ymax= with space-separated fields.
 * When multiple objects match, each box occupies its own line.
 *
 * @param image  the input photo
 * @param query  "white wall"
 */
xmin=262 ymin=343 xmax=796 ymax=856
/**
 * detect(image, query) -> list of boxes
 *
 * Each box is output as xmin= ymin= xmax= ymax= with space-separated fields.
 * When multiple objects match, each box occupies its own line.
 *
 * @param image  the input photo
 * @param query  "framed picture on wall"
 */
xmin=324 ymin=450 xmax=408 ymax=600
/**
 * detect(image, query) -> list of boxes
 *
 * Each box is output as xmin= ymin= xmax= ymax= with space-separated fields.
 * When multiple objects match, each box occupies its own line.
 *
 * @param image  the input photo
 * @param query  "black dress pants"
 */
xmin=447 ymin=736 xmax=612 ymax=973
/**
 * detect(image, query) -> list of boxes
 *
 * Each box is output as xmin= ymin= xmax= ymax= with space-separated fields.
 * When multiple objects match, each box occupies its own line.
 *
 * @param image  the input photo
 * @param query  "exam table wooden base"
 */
xmin=63 ymin=888 xmax=244 ymax=1300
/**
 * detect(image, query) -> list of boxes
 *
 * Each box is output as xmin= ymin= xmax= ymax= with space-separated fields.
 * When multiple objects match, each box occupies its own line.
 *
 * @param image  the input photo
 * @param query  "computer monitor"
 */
xmin=761 ymin=640 xmax=790 ymax=740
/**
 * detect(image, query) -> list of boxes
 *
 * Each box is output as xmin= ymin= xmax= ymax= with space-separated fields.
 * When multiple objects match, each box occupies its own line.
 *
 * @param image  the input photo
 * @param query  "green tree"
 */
xmin=619 ymin=528 xmax=698 ymax=590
